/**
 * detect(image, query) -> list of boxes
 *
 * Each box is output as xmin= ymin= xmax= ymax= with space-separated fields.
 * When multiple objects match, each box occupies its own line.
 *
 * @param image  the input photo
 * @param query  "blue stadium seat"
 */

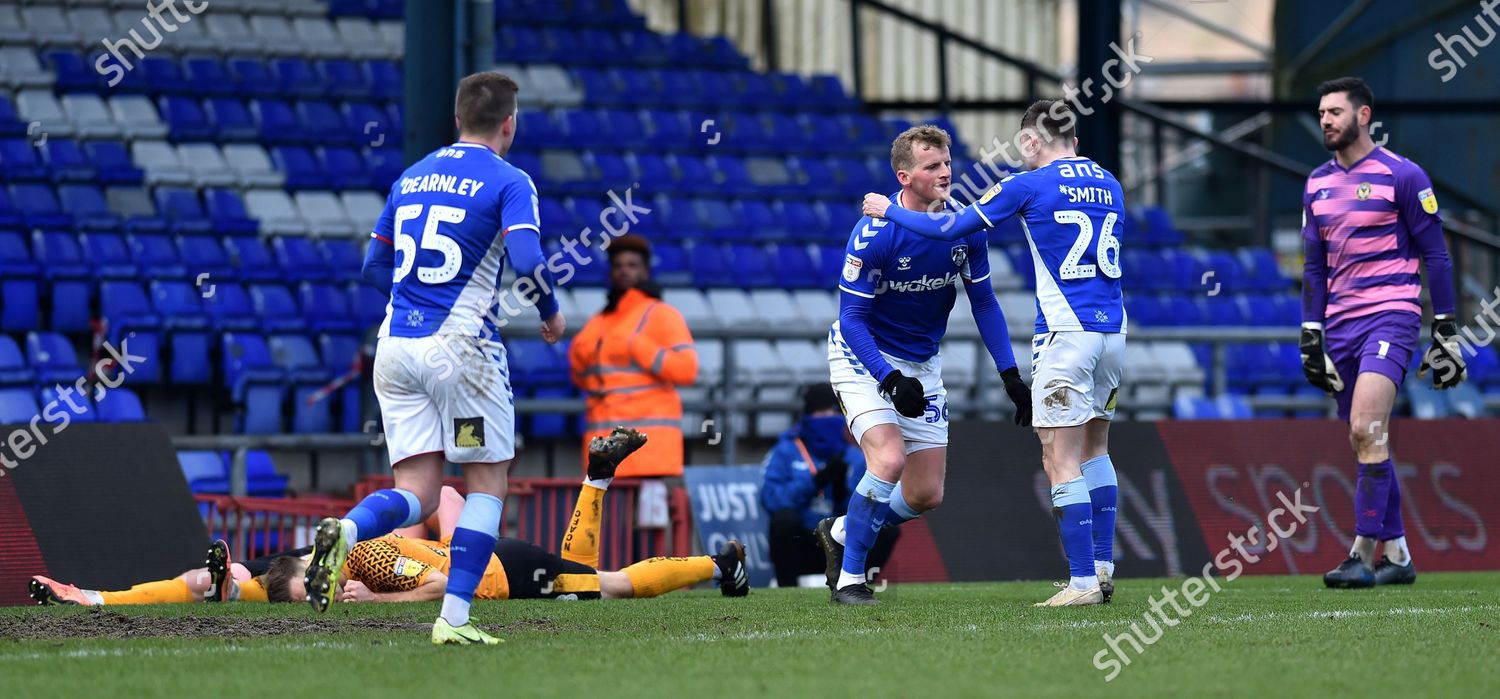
xmin=0 ymin=139 xmax=49 ymax=182
xmin=772 ymin=244 xmax=817 ymax=286
xmin=228 ymin=58 xmax=279 ymax=99
xmin=573 ymin=69 xmax=624 ymax=107
xmin=140 ymin=56 xmax=188 ymax=96
xmin=0 ymin=279 xmax=40 ymax=331
xmin=777 ymin=200 xmax=828 ymax=243
xmin=38 ymin=385 xmax=96 ymax=423
xmin=271 ymin=146 xmax=329 ymax=189
xmin=99 ymin=278 xmax=163 ymax=338
xmin=272 ymin=58 xmax=327 ymax=99
xmin=58 ymin=184 xmax=121 ymax=232
xmin=177 ymin=236 xmax=235 ymax=283
xmin=0 ymin=231 xmax=39 ymax=279
xmin=666 ymin=155 xmax=715 ymax=196
xmin=86 ymin=141 xmax=145 ymax=185
xmin=808 ymin=74 xmax=858 ymax=110
xmin=153 ymin=187 xmax=214 ymax=236
xmin=617 ymin=29 xmax=671 ymax=67
xmin=709 ymin=155 xmax=754 ymax=196
xmin=0 ymin=184 xmax=22 ymax=230
xmin=629 ymin=153 xmax=673 ymax=197
xmin=344 ymin=101 xmax=400 ymax=150
xmin=609 ymin=68 xmax=659 ymax=106
xmin=1173 ymin=394 xmax=1252 ymax=419
xmin=239 ymin=451 xmax=290 ymax=497
xmin=183 ymin=56 xmax=236 ymax=98
xmin=365 ymin=147 xmax=404 ymax=190
xmin=539 ymin=150 xmax=598 ymax=195
xmin=643 ymin=109 xmax=689 ymax=149
xmin=12 ymin=184 xmax=73 ymax=232
xmin=507 ymin=338 xmax=569 ymax=388
xmin=26 ymin=331 xmax=83 ymax=385
xmin=560 ymin=109 xmax=609 ymax=149
xmin=128 ymin=235 xmax=187 ymax=279
xmin=220 ymin=333 xmax=286 ymax=434
xmin=178 ymin=450 xmax=229 ymax=494
xmin=688 ymin=243 xmax=732 ymax=287
xmin=0 ymin=335 xmax=35 ymax=386
xmin=738 ymin=200 xmax=783 ymax=241
xmin=651 ymin=241 xmax=690 ymax=286
xmin=40 ymin=139 xmax=97 ymax=183
xmin=589 ymin=151 xmax=634 ymax=192
xmin=319 ymin=238 xmax=363 ymax=282
xmin=319 ymin=147 xmax=371 ymax=191
xmin=0 ymin=387 xmax=41 ymax=424
xmin=224 ymin=237 xmax=282 ymax=283
xmin=95 ymin=386 xmax=146 ymax=422
xmin=204 ymin=283 xmax=259 ymax=332
xmin=367 ymin=60 xmax=403 ymax=102
xmin=298 ymin=101 xmax=351 ymax=146
xmin=250 ymin=99 xmax=304 ymax=144
xmin=1141 ymin=206 xmax=1185 ymax=247
xmin=317 ymin=332 xmax=364 ymax=432
xmin=0 ymin=95 xmax=24 ymax=138
xmin=249 ymin=284 xmax=306 ymax=333
xmin=42 ymin=49 xmax=100 ymax=93
xmin=1242 ymin=248 xmax=1287 ymax=291
xmin=159 ymin=96 xmax=215 ymax=142
xmin=727 ymin=243 xmax=774 ymax=288
xmin=204 ymin=98 xmax=258 ymax=142
xmin=320 ymin=59 xmax=373 ymax=101
xmin=79 ymin=232 xmax=138 ymax=279
xmin=150 ymin=279 xmax=212 ymax=384
xmin=272 ymin=236 xmax=333 ymax=282
xmin=203 ymin=188 xmax=260 ymax=237
xmin=267 ymin=334 xmax=332 ymax=433
xmin=348 ymin=282 xmax=388 ymax=328
xmin=695 ymin=198 xmax=737 ymax=240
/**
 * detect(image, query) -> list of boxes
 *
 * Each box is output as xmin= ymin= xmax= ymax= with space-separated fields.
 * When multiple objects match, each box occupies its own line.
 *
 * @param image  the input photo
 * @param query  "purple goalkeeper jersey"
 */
xmin=1300 ymin=147 xmax=1454 ymax=327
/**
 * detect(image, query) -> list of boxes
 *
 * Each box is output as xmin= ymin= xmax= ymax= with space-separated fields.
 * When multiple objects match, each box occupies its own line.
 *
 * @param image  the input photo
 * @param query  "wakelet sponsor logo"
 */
xmin=880 ymin=272 xmax=960 ymax=294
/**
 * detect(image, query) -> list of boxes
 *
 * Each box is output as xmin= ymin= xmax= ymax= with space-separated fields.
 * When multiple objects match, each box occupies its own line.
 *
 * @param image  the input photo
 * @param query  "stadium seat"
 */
xmin=3 ymin=46 xmax=55 ymax=89
xmin=0 ymin=387 xmax=41 ymax=424
xmin=13 ymin=183 xmax=72 ymax=232
xmin=57 ymin=184 xmax=121 ymax=232
xmin=273 ymin=237 xmax=333 ymax=282
xmin=79 ymin=232 xmax=138 ymax=279
xmin=109 ymin=95 xmax=169 ymax=139
xmin=220 ymin=144 xmax=285 ymax=189
xmin=26 ymin=331 xmax=83 ymax=385
xmin=271 ymin=146 xmax=329 ymax=190
xmin=244 ymin=189 xmax=309 ymax=236
xmin=204 ymin=98 xmax=260 ymax=143
xmin=15 ymin=90 xmax=76 ymax=138
xmin=706 ymin=288 xmax=764 ymax=330
xmin=220 ymin=333 xmax=287 ymax=434
xmin=0 ymin=138 xmax=48 ymax=182
xmin=40 ymin=139 xmax=97 ymax=183
xmin=86 ymin=141 xmax=145 ymax=185
xmin=128 ymin=235 xmax=187 ymax=279
xmin=104 ymin=186 xmax=168 ymax=236
xmin=334 ymin=18 xmax=389 ymax=60
xmin=205 ymin=15 xmax=264 ymax=56
xmin=0 ymin=335 xmax=36 ymax=386
xmin=295 ymin=191 xmax=355 ymax=236
xmin=132 ymin=140 xmax=195 ymax=187
xmin=159 ymin=96 xmax=216 ymax=142
xmin=224 ymin=236 xmax=283 ymax=282
xmin=153 ymin=188 xmax=214 ymax=236
xmin=183 ymin=57 xmax=238 ymax=98
xmin=250 ymin=99 xmax=305 ymax=144
xmin=95 ymin=387 xmax=146 ymax=422
xmin=150 ymin=280 xmax=213 ymax=384
xmin=204 ymin=283 xmax=259 ymax=332
xmin=249 ymin=284 xmax=306 ymax=333
xmin=266 ymin=334 xmax=332 ymax=433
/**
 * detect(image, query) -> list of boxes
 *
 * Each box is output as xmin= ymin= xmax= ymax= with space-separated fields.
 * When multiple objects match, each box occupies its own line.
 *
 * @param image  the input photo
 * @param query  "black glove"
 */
xmin=1001 ymin=367 xmax=1032 ymax=427
xmin=1418 ymin=314 xmax=1467 ymax=389
xmin=813 ymin=453 xmax=847 ymax=488
xmin=878 ymin=370 xmax=927 ymax=418
xmin=1299 ymin=324 xmax=1345 ymax=394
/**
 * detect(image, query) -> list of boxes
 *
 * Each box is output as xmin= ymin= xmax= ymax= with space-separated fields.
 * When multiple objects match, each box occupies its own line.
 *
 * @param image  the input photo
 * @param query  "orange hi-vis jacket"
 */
xmin=569 ymin=288 xmax=697 ymax=477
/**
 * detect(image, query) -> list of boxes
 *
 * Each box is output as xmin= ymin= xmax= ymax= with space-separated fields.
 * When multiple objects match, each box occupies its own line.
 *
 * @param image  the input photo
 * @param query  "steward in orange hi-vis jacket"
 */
xmin=569 ymin=235 xmax=697 ymax=477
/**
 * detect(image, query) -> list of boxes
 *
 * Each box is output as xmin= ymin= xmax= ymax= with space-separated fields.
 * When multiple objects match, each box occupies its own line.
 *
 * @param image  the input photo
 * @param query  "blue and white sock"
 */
xmin=837 ymin=471 xmax=895 ymax=590
xmin=1052 ymin=476 xmax=1097 ymax=590
xmin=1080 ymin=454 xmax=1118 ymax=575
xmin=340 ymin=488 xmax=421 ymax=552
xmin=873 ymin=481 xmax=922 ymax=528
xmin=440 ymin=493 xmax=503 ymax=627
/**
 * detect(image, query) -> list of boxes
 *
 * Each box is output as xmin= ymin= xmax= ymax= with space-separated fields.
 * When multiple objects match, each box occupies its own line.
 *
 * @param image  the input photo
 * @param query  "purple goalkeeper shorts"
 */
xmin=1325 ymin=311 xmax=1420 ymax=421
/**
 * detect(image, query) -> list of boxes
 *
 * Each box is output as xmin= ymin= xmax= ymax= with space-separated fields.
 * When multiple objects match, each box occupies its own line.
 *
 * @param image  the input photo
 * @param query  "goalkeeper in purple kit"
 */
xmin=1299 ymin=77 xmax=1464 ymax=589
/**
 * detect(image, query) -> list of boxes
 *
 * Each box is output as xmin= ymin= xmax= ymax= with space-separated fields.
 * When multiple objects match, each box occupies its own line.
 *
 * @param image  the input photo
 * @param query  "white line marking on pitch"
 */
xmin=0 ymin=640 xmax=372 ymax=662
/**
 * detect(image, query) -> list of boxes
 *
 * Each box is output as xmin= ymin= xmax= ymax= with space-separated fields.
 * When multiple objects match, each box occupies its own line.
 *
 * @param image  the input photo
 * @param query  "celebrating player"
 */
xmin=863 ymin=100 xmax=1125 ymax=607
xmin=1299 ymin=77 xmax=1460 ymax=589
xmin=301 ymin=71 xmax=566 ymax=645
xmin=818 ymin=125 xmax=1031 ymax=605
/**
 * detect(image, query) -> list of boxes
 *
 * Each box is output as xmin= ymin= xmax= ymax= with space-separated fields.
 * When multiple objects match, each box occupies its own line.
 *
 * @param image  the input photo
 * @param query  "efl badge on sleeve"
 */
xmin=393 ymin=557 xmax=423 ymax=578
xmin=1418 ymin=187 xmax=1439 ymax=214
xmin=842 ymin=254 xmax=863 ymax=283
xmin=978 ymin=183 xmax=1002 ymax=205
xmin=1357 ymin=182 xmax=1372 ymax=201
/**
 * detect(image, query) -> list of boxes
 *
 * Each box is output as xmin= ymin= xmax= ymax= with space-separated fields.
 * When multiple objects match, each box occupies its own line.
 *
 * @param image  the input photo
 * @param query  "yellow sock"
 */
xmin=238 ymin=577 xmax=268 ymax=603
xmin=561 ymin=484 xmax=605 ymax=569
xmin=622 ymin=556 xmax=715 ymax=598
xmin=550 ymin=573 xmax=602 ymax=599
xmin=99 ymin=578 xmax=194 ymax=605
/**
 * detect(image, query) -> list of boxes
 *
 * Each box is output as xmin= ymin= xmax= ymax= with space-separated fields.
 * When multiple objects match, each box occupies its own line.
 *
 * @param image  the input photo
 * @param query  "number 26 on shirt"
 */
xmin=1054 ymin=209 xmax=1122 ymax=281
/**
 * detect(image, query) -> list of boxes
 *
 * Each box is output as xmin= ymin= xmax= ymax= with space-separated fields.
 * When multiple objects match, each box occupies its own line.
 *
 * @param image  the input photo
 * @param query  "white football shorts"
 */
xmin=827 ymin=322 xmax=947 ymax=453
xmin=1030 ymin=330 xmax=1125 ymax=428
xmin=373 ymin=334 xmax=515 ymax=465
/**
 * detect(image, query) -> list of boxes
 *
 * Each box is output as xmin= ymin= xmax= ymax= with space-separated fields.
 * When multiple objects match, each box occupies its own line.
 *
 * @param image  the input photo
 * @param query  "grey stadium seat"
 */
xmin=132 ymin=140 xmax=195 ymax=187
xmin=294 ymin=191 xmax=354 ymax=237
xmin=340 ymin=191 xmax=385 ymax=231
xmin=292 ymin=17 xmax=343 ymax=58
xmin=244 ymin=189 xmax=309 ymax=236
xmin=988 ymin=248 xmax=1020 ymax=289
xmin=940 ymin=339 xmax=979 ymax=392
xmin=748 ymin=289 xmax=810 ymax=332
xmin=249 ymin=15 xmax=301 ymax=55
xmin=105 ymin=186 xmax=158 ymax=223
xmin=694 ymin=339 xmax=724 ymax=388
xmin=662 ymin=289 xmax=717 ymax=331
xmin=734 ymin=339 xmax=793 ymax=386
xmin=775 ymin=340 xmax=828 ymax=385
xmin=377 ymin=20 xmax=403 ymax=58
xmin=59 ymin=93 xmax=120 ymax=138
xmin=65 ymin=8 xmax=117 ymax=50
xmin=334 ymin=17 xmax=387 ymax=60
xmin=15 ymin=90 xmax=77 ymax=138
xmin=1155 ymin=341 xmax=1206 ymax=390
xmin=21 ymin=6 xmax=79 ymax=46
xmin=526 ymin=65 xmax=585 ymax=108
xmin=0 ymin=46 xmax=55 ymax=88
xmin=0 ymin=5 xmax=31 ymax=46
xmin=998 ymin=291 xmax=1035 ymax=335
xmin=791 ymin=289 xmax=838 ymax=333
xmin=176 ymin=143 xmax=238 ymax=188
xmin=221 ymin=144 xmax=286 ymax=188
xmin=204 ymin=13 xmax=263 ymax=55
xmin=706 ymin=289 xmax=764 ymax=330
xmin=569 ymin=288 xmax=607 ymax=318
xmin=109 ymin=95 xmax=168 ymax=139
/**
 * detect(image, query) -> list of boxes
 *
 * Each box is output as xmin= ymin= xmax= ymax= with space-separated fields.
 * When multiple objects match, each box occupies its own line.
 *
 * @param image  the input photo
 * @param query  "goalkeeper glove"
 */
xmin=878 ymin=370 xmax=927 ymax=419
xmin=1299 ymin=323 xmax=1345 ymax=394
xmin=1418 ymin=314 xmax=1467 ymax=389
xmin=1000 ymin=367 xmax=1032 ymax=427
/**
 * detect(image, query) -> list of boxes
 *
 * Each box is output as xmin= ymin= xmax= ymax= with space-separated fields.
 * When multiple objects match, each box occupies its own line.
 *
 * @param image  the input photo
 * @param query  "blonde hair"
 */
xmin=890 ymin=124 xmax=952 ymax=174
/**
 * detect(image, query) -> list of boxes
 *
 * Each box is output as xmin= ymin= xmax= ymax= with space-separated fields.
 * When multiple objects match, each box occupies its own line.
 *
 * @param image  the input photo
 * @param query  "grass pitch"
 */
xmin=3 ymin=573 xmax=1497 ymax=698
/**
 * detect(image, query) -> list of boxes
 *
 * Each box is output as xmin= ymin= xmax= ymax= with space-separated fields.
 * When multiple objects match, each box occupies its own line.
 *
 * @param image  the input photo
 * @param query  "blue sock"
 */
xmin=1080 ymin=455 xmax=1118 ymax=566
xmin=342 ymin=488 xmax=421 ymax=543
xmin=839 ymin=471 xmax=895 ymax=587
xmin=1051 ymin=476 xmax=1096 ymax=579
xmin=441 ymin=493 xmax=503 ymax=626
xmin=873 ymin=481 xmax=921 ymax=528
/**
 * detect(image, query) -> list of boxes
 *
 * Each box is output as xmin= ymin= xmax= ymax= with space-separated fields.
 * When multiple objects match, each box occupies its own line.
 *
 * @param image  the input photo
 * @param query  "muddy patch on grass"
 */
xmin=0 ymin=608 xmax=431 ymax=640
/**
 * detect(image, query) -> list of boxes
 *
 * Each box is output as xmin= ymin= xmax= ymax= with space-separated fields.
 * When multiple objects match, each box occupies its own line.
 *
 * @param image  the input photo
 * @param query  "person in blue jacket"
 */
xmin=761 ymin=383 xmax=899 ymax=587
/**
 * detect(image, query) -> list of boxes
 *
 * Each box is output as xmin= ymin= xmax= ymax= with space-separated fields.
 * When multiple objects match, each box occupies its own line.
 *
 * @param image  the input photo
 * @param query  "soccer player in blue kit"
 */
xmin=817 ymin=125 xmax=1032 ymax=605
xmin=864 ymin=101 xmax=1125 ymax=607
xmin=302 ymin=72 xmax=566 ymax=644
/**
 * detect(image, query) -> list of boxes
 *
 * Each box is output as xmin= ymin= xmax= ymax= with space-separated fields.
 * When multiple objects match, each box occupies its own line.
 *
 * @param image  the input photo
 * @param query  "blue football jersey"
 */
xmin=372 ymin=142 xmax=541 ymax=339
xmin=882 ymin=157 xmax=1126 ymax=334
xmin=838 ymin=192 xmax=992 ymax=362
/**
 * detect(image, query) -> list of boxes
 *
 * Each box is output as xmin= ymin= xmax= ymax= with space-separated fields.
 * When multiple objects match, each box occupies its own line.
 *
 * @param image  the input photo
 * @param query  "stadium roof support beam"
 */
xmin=1137 ymin=0 xmax=1271 ymax=57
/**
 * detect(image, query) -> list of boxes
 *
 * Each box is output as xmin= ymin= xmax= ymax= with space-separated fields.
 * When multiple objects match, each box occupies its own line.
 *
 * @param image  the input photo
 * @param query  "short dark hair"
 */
xmin=889 ymin=125 xmax=951 ymax=174
xmin=607 ymin=233 xmax=652 ymax=266
xmin=263 ymin=555 xmax=303 ymax=604
xmin=1021 ymin=99 xmax=1076 ymax=143
xmin=1318 ymin=77 xmax=1374 ymax=111
xmin=455 ymin=71 xmax=519 ymax=137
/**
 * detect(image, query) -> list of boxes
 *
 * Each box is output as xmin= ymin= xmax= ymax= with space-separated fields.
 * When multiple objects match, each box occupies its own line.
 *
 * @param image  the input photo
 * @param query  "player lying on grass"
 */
xmin=31 ymin=429 xmax=749 ymax=606
xmin=29 ymin=489 xmax=466 ymax=607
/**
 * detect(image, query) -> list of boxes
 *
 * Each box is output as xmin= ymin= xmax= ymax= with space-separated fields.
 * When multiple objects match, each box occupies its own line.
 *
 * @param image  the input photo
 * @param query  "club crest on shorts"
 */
xmin=454 ymin=417 xmax=485 ymax=448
